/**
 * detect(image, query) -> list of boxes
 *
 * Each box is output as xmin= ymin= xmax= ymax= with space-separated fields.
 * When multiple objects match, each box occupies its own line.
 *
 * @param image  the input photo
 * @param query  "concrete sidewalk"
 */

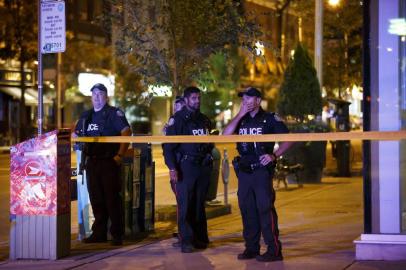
xmin=1 ymin=177 xmax=406 ymax=269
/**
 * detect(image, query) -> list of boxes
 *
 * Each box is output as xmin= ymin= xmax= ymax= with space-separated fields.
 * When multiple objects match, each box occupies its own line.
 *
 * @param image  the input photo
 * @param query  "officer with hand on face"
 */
xmin=73 ymin=83 xmax=131 ymax=246
xmin=223 ymin=87 xmax=293 ymax=262
xmin=163 ymin=86 xmax=213 ymax=253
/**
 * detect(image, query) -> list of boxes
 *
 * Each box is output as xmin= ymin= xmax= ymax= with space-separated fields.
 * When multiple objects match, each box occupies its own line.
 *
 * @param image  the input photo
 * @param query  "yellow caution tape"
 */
xmin=72 ymin=130 xmax=406 ymax=144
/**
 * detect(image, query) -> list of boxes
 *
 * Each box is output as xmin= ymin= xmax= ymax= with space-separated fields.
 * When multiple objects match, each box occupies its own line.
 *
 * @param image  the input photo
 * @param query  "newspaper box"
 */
xmin=9 ymin=129 xmax=71 ymax=260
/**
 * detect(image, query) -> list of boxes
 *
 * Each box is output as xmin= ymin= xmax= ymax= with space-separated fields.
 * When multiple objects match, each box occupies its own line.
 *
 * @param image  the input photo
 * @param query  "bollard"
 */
xmin=221 ymin=149 xmax=230 ymax=205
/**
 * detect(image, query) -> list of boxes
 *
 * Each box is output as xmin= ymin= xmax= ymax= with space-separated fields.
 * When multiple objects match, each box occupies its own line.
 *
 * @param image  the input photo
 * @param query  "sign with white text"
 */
xmin=40 ymin=1 xmax=66 ymax=54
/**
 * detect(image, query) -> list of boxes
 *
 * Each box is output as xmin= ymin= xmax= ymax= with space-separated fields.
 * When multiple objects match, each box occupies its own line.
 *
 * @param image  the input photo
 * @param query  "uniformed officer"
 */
xmin=162 ymin=96 xmax=185 ymax=135
xmin=163 ymin=86 xmax=213 ymax=253
xmin=162 ymin=95 xmax=185 ymax=245
xmin=223 ymin=87 xmax=293 ymax=262
xmin=73 ymin=83 xmax=131 ymax=246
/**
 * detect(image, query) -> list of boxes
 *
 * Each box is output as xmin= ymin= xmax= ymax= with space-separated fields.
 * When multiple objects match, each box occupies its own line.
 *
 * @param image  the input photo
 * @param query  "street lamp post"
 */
xmin=315 ymin=0 xmax=340 ymax=90
xmin=315 ymin=0 xmax=323 ymax=88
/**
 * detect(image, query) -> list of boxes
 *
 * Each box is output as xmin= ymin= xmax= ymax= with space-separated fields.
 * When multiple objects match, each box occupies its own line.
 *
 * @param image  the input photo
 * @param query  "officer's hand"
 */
xmin=238 ymin=102 xmax=252 ymax=117
xmin=169 ymin=169 xmax=178 ymax=183
xmin=259 ymin=154 xmax=274 ymax=166
xmin=113 ymin=155 xmax=122 ymax=166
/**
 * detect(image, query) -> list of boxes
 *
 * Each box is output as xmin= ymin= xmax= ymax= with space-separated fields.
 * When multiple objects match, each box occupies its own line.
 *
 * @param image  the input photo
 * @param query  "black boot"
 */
xmin=256 ymin=250 xmax=283 ymax=262
xmin=181 ymin=243 xmax=194 ymax=253
xmin=237 ymin=249 xmax=259 ymax=260
xmin=82 ymin=234 xmax=107 ymax=244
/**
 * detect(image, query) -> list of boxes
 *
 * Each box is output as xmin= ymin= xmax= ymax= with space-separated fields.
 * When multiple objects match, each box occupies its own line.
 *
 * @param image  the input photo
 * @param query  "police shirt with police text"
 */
xmin=236 ymin=108 xmax=289 ymax=161
xmin=163 ymin=107 xmax=213 ymax=170
xmin=75 ymin=104 xmax=130 ymax=157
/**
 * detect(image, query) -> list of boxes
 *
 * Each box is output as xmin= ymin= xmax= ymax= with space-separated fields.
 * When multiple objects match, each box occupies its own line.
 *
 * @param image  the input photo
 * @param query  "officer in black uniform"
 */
xmin=162 ymin=96 xmax=185 ymax=244
xmin=223 ymin=87 xmax=293 ymax=262
xmin=163 ymin=86 xmax=213 ymax=253
xmin=74 ymin=83 xmax=131 ymax=246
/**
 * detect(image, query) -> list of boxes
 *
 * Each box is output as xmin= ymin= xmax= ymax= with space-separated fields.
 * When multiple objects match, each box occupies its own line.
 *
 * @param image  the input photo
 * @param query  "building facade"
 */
xmin=0 ymin=0 xmax=111 ymax=144
xmin=354 ymin=0 xmax=406 ymax=260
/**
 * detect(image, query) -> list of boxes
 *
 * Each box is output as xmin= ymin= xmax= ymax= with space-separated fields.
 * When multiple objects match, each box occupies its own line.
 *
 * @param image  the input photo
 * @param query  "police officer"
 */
xmin=223 ymin=87 xmax=293 ymax=262
xmin=163 ymin=86 xmax=213 ymax=253
xmin=74 ymin=83 xmax=131 ymax=246
xmin=162 ymin=96 xmax=185 ymax=135
xmin=162 ymin=95 xmax=185 ymax=244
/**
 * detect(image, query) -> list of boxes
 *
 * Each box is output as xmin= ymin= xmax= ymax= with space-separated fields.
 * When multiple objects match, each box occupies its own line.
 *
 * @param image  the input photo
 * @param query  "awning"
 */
xmin=0 ymin=87 xmax=52 ymax=105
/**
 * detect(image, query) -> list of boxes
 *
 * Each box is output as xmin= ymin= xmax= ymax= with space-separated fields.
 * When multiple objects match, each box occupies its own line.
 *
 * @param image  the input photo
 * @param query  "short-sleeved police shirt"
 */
xmin=75 ymin=104 xmax=130 ymax=157
xmin=236 ymin=108 xmax=288 ymax=161
xmin=163 ymin=107 xmax=213 ymax=170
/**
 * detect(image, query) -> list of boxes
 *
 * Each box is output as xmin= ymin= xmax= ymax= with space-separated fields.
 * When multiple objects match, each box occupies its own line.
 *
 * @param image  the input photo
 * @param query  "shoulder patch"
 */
xmin=168 ymin=118 xmax=175 ymax=126
xmin=274 ymin=113 xmax=283 ymax=122
xmin=116 ymin=110 xmax=125 ymax=117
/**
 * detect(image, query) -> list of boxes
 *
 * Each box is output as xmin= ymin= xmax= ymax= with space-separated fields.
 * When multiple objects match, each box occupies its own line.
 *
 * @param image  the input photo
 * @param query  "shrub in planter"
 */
xmin=276 ymin=43 xmax=326 ymax=183
xmin=283 ymin=121 xmax=330 ymax=183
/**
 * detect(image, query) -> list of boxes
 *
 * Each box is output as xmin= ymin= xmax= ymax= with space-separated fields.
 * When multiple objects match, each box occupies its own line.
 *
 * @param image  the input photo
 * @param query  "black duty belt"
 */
xmin=181 ymin=154 xmax=212 ymax=166
xmin=240 ymin=162 xmax=264 ymax=173
xmin=234 ymin=155 xmax=274 ymax=174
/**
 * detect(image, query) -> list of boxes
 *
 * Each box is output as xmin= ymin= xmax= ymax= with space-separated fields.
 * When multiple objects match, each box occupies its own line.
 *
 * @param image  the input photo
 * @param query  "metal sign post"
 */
xmin=37 ymin=0 xmax=43 ymax=135
xmin=37 ymin=0 xmax=66 ymax=135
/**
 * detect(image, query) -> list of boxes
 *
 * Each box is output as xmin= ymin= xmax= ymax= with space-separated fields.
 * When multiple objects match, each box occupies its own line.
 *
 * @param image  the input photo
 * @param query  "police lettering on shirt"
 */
xmin=163 ymin=107 xmax=214 ymax=170
xmin=235 ymin=109 xmax=289 ymax=157
xmin=192 ymin=128 xmax=209 ymax=136
xmin=238 ymin=127 xmax=263 ymax=135
xmin=87 ymin=123 xmax=99 ymax=132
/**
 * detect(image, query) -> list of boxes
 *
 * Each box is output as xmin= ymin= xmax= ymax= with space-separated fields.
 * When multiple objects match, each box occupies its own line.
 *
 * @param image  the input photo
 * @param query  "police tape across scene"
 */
xmin=72 ymin=130 xmax=406 ymax=144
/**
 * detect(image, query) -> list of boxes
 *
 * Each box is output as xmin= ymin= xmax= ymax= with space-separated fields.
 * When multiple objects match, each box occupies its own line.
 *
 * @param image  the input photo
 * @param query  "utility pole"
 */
xmin=56 ymin=52 xmax=62 ymax=128
xmin=315 ymin=0 xmax=323 ymax=88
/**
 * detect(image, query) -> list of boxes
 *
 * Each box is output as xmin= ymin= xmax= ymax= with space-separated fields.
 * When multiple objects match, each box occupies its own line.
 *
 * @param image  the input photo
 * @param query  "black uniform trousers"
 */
xmin=237 ymin=167 xmax=282 ymax=255
xmin=86 ymin=158 xmax=124 ymax=239
xmin=174 ymin=159 xmax=211 ymax=245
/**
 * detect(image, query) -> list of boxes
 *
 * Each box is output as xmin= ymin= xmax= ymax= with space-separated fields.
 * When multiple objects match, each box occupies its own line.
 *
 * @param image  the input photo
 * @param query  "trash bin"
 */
xmin=206 ymin=147 xmax=221 ymax=201
xmin=336 ymin=140 xmax=351 ymax=177
xmin=9 ymin=129 xmax=71 ymax=260
xmin=328 ymin=98 xmax=351 ymax=177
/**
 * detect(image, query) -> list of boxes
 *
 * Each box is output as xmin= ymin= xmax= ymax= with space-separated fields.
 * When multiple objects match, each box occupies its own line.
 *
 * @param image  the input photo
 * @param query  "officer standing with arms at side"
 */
xmin=223 ymin=87 xmax=293 ymax=262
xmin=163 ymin=86 xmax=214 ymax=253
xmin=73 ymin=83 xmax=131 ymax=246
xmin=162 ymin=95 xmax=185 ymax=245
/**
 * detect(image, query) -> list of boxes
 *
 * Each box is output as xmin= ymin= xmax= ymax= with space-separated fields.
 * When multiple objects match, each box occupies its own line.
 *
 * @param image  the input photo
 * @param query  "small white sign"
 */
xmin=41 ymin=1 xmax=66 ymax=54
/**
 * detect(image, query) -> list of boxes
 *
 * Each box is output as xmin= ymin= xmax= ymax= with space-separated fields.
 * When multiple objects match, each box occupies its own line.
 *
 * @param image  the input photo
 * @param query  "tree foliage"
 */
xmin=0 ymin=0 xmax=37 ymax=140
xmin=277 ymin=43 xmax=322 ymax=121
xmin=109 ymin=0 xmax=260 ymax=94
xmin=198 ymin=48 xmax=243 ymax=121
xmin=322 ymin=0 xmax=362 ymax=94
xmin=0 ymin=1 xmax=37 ymax=63
xmin=291 ymin=0 xmax=362 ymax=96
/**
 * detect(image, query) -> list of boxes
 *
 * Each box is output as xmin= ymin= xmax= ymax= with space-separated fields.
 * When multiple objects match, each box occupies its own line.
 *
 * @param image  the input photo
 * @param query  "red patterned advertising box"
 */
xmin=10 ymin=130 xmax=71 ymax=216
